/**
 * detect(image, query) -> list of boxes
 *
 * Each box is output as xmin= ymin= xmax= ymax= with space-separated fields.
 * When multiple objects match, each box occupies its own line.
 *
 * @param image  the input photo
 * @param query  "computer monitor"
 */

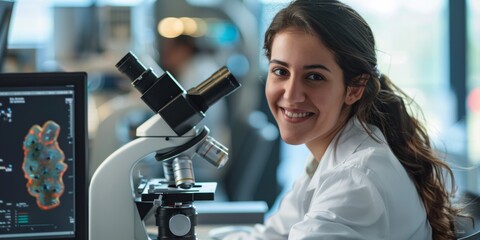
xmin=0 ymin=1 xmax=14 ymax=72
xmin=0 ymin=72 xmax=88 ymax=240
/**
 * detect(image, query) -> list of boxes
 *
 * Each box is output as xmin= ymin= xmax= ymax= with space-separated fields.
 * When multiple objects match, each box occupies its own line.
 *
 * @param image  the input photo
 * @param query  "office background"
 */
xmin=2 ymin=0 xmax=480 ymax=209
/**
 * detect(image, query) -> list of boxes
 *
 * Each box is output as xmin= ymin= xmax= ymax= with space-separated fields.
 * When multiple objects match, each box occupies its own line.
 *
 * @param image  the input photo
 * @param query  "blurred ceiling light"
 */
xmin=158 ymin=17 xmax=184 ymax=38
xmin=180 ymin=17 xmax=197 ymax=36
xmin=158 ymin=17 xmax=208 ymax=38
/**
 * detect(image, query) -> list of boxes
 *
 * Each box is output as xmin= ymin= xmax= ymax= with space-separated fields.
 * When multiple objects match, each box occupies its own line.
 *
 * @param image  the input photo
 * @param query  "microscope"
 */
xmin=89 ymin=52 xmax=241 ymax=240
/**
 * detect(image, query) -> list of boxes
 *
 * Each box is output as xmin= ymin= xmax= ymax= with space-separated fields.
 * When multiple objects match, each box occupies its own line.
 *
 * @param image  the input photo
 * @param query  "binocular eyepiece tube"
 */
xmin=115 ymin=51 xmax=241 ymax=136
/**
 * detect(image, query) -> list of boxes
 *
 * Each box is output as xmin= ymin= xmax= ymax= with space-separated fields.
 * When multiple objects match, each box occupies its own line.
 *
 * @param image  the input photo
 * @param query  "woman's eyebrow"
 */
xmin=269 ymin=59 xmax=288 ymax=67
xmin=304 ymin=64 xmax=331 ymax=73
xmin=270 ymin=59 xmax=331 ymax=73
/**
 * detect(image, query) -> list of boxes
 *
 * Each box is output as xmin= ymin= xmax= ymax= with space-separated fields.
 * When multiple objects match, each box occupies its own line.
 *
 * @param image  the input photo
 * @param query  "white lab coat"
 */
xmin=223 ymin=117 xmax=432 ymax=240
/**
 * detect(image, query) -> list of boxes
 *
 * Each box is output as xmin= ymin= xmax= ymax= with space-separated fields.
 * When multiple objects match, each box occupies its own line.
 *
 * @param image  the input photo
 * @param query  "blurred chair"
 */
xmin=455 ymin=191 xmax=480 ymax=240
xmin=223 ymin=111 xmax=280 ymax=207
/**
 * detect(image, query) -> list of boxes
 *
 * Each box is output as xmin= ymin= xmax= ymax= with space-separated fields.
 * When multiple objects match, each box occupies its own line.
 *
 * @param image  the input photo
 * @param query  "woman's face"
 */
xmin=266 ymin=28 xmax=352 ymax=156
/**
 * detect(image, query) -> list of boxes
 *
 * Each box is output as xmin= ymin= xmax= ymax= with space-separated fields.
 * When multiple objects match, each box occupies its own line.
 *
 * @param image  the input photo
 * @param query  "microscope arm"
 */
xmin=89 ymin=136 xmax=193 ymax=240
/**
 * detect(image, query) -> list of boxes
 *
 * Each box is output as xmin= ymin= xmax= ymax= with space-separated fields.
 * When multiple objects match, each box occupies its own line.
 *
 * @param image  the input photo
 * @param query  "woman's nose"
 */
xmin=283 ymin=77 xmax=305 ymax=103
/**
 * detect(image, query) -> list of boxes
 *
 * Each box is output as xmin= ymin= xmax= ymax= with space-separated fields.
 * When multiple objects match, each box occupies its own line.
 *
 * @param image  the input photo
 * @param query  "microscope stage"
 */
xmin=140 ymin=178 xmax=217 ymax=203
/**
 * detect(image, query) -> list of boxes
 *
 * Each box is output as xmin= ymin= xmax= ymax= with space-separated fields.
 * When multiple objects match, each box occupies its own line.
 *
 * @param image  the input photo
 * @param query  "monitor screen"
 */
xmin=0 ymin=1 xmax=14 ymax=72
xmin=0 ymin=72 xmax=88 ymax=240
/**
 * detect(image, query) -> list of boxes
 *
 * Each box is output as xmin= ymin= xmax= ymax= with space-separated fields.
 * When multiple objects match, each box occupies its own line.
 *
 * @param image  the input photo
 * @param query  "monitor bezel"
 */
xmin=0 ymin=71 xmax=88 ymax=240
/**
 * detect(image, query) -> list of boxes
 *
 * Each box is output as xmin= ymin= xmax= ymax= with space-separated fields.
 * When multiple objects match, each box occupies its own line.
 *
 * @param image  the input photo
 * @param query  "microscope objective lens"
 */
xmin=172 ymin=157 xmax=195 ymax=189
xmin=197 ymin=136 xmax=228 ymax=168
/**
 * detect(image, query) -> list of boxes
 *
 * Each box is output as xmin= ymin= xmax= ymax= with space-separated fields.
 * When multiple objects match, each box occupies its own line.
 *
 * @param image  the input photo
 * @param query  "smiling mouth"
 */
xmin=282 ymin=109 xmax=314 ymax=119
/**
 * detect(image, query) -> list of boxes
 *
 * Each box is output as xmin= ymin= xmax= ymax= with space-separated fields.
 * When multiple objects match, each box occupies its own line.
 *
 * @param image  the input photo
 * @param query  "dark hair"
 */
xmin=264 ymin=0 xmax=460 ymax=239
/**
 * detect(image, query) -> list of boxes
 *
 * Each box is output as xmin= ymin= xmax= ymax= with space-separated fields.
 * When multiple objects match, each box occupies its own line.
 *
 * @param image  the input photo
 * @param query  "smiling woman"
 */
xmin=218 ymin=0 xmax=462 ymax=239
xmin=265 ymin=28 xmax=354 ymax=155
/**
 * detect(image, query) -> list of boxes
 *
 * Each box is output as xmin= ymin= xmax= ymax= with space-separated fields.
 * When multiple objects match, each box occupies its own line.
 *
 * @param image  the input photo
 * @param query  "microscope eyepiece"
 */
xmin=115 ymin=52 xmax=162 ymax=94
xmin=115 ymin=52 xmax=147 ymax=82
xmin=187 ymin=67 xmax=241 ymax=112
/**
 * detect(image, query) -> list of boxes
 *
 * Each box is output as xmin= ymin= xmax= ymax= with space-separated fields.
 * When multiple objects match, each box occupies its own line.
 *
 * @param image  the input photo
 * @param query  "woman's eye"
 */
xmin=272 ymin=68 xmax=288 ymax=76
xmin=306 ymin=73 xmax=325 ymax=81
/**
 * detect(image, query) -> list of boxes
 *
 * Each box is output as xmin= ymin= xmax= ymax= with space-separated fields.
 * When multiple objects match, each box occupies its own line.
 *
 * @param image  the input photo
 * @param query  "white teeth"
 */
xmin=284 ymin=110 xmax=310 ymax=118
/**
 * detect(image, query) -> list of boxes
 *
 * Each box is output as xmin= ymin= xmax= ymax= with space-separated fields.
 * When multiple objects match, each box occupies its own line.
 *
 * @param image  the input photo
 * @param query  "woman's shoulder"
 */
xmin=332 ymin=145 xmax=413 ymax=195
xmin=339 ymin=141 xmax=401 ymax=176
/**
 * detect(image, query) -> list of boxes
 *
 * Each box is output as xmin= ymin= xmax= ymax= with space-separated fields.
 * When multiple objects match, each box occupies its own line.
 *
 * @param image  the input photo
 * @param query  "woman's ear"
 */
xmin=345 ymin=74 xmax=369 ymax=105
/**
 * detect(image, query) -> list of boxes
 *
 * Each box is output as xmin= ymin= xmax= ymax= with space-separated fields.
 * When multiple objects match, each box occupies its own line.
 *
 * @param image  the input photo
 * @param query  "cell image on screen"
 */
xmin=23 ymin=120 xmax=68 ymax=211
xmin=0 ymin=86 xmax=76 ymax=239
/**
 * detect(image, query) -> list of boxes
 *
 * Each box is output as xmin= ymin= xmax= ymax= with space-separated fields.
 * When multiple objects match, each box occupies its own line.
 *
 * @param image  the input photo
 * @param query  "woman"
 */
xmin=218 ymin=0 xmax=460 ymax=239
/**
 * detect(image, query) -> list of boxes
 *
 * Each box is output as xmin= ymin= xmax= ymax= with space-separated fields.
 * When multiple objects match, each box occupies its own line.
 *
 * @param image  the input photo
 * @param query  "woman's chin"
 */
xmin=280 ymin=133 xmax=304 ymax=145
